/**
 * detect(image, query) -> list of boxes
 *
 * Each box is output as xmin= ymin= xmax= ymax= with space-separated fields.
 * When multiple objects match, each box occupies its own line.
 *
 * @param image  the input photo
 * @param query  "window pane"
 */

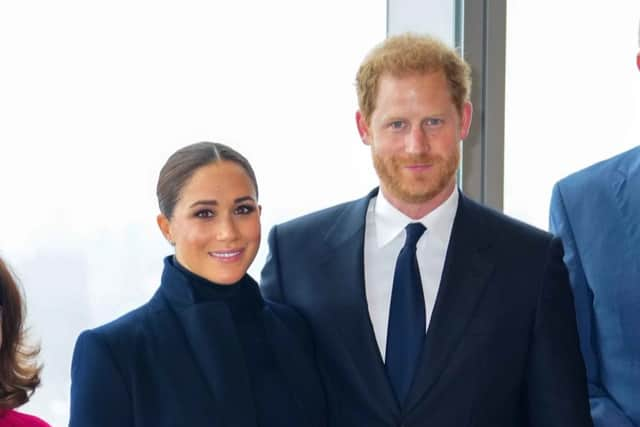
xmin=0 ymin=2 xmax=386 ymax=424
xmin=504 ymin=0 xmax=640 ymax=228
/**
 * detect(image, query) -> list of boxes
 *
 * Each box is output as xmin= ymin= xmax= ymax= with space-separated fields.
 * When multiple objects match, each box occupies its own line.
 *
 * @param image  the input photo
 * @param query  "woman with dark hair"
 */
xmin=0 ymin=258 xmax=50 ymax=427
xmin=69 ymin=142 xmax=327 ymax=427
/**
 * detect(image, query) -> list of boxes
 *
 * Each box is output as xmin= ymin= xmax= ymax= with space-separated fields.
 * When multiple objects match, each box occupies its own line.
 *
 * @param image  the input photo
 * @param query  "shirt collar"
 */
xmin=373 ymin=187 xmax=459 ymax=248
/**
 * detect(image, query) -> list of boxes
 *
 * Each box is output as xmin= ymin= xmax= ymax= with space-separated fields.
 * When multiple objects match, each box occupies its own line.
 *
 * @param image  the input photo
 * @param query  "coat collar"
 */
xmin=155 ymin=257 xmax=258 ymax=427
xmin=154 ymin=257 xmax=319 ymax=427
xmin=157 ymin=256 xmax=263 ymax=309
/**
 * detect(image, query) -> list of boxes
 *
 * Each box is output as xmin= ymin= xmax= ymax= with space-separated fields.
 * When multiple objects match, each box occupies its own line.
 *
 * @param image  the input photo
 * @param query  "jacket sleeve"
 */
xmin=526 ymin=235 xmax=593 ymax=426
xmin=260 ymin=225 xmax=286 ymax=304
xmin=69 ymin=329 xmax=134 ymax=427
xmin=549 ymin=183 xmax=634 ymax=427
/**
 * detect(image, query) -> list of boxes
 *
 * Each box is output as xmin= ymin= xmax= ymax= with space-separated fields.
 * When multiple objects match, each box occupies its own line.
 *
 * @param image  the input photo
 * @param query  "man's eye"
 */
xmin=425 ymin=118 xmax=443 ymax=127
xmin=195 ymin=210 xmax=214 ymax=218
xmin=235 ymin=205 xmax=255 ymax=215
xmin=389 ymin=120 xmax=405 ymax=129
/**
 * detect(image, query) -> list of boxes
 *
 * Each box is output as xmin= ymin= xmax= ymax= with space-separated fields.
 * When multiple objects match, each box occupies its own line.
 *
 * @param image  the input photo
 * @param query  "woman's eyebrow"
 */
xmin=234 ymin=196 xmax=256 ymax=204
xmin=189 ymin=200 xmax=217 ymax=208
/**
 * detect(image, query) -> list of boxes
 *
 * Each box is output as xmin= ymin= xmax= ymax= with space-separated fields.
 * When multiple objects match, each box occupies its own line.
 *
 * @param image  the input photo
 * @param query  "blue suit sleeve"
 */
xmin=260 ymin=225 xmax=286 ymax=304
xmin=549 ymin=183 xmax=634 ymax=427
xmin=69 ymin=329 xmax=133 ymax=427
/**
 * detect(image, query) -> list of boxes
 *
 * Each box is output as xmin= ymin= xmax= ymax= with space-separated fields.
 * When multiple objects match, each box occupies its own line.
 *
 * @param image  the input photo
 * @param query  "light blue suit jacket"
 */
xmin=550 ymin=146 xmax=640 ymax=427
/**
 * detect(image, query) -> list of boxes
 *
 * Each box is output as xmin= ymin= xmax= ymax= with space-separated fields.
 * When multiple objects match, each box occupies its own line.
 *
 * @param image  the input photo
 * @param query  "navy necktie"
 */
xmin=385 ymin=222 xmax=427 ymax=405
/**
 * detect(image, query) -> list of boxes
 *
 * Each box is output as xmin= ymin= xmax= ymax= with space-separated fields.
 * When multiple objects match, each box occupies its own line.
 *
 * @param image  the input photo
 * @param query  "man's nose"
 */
xmin=405 ymin=126 xmax=429 ymax=154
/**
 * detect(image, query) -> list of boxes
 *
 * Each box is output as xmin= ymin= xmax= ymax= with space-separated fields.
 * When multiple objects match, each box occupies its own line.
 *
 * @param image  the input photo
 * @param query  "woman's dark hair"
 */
xmin=0 ymin=257 xmax=41 ymax=409
xmin=157 ymin=142 xmax=258 ymax=219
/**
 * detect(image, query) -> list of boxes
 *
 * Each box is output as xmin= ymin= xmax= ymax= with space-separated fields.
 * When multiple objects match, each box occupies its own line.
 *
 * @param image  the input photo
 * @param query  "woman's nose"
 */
xmin=215 ymin=217 xmax=239 ymax=241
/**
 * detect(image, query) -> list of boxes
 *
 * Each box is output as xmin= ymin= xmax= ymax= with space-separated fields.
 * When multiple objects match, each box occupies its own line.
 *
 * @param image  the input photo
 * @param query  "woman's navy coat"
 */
xmin=69 ymin=258 xmax=327 ymax=427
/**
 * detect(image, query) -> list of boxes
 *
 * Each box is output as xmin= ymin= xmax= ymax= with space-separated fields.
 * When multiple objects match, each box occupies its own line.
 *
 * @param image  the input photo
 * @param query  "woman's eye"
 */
xmin=195 ymin=209 xmax=214 ymax=218
xmin=235 ymin=205 xmax=255 ymax=215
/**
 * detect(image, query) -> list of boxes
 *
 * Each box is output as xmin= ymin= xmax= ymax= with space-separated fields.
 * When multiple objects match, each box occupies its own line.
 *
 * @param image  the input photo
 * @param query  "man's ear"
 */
xmin=459 ymin=101 xmax=473 ymax=140
xmin=157 ymin=214 xmax=174 ymax=245
xmin=356 ymin=110 xmax=371 ymax=146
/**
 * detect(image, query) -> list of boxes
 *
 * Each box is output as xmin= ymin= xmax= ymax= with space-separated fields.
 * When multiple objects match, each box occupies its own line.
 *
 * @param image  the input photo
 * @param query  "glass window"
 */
xmin=504 ymin=1 xmax=640 ymax=229
xmin=0 ymin=2 xmax=386 ymax=424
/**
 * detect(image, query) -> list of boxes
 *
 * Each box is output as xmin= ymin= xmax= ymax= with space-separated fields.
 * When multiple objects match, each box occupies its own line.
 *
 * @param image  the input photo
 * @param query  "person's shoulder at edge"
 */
xmin=462 ymin=191 xmax=554 ymax=244
xmin=556 ymin=145 xmax=640 ymax=190
xmin=0 ymin=409 xmax=52 ymax=427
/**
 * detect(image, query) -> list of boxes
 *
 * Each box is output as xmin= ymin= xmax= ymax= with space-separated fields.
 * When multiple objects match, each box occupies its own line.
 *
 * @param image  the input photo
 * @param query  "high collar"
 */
xmin=159 ymin=256 xmax=263 ymax=312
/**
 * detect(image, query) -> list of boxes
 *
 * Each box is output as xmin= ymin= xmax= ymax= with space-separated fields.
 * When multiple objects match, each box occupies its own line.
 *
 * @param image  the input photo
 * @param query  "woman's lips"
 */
xmin=208 ymin=248 xmax=244 ymax=262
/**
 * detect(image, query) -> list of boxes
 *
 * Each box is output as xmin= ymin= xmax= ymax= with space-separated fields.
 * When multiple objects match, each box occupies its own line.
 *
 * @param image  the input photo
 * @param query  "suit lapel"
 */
xmin=159 ymin=262 xmax=257 ymax=427
xmin=137 ymin=298 xmax=219 ymax=424
xmin=317 ymin=189 xmax=400 ymax=421
xmin=406 ymin=193 xmax=495 ymax=411
xmin=610 ymin=155 xmax=640 ymax=270
xmin=608 ymin=155 xmax=640 ymax=338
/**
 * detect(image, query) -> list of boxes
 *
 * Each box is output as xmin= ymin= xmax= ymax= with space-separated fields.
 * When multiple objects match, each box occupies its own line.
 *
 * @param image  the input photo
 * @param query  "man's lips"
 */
xmin=404 ymin=163 xmax=433 ymax=171
xmin=208 ymin=248 xmax=244 ymax=262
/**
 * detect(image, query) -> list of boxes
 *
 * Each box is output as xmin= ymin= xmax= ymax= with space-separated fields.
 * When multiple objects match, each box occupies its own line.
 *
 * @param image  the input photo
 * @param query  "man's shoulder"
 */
xmin=461 ymin=193 xmax=552 ymax=244
xmin=275 ymin=191 xmax=372 ymax=235
xmin=557 ymin=145 xmax=640 ymax=191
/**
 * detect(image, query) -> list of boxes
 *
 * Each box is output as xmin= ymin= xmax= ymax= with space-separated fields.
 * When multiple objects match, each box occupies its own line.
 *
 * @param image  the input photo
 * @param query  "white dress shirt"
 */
xmin=364 ymin=189 xmax=459 ymax=360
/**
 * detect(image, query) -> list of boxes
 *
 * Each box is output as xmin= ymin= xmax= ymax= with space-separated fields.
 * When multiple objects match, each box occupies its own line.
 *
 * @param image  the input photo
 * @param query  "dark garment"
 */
xmin=261 ymin=188 xmax=592 ymax=427
xmin=69 ymin=256 xmax=326 ymax=427
xmin=173 ymin=258 xmax=304 ymax=427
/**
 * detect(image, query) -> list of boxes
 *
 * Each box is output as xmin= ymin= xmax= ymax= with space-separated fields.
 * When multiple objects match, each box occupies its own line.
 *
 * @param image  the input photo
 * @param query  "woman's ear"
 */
xmin=157 ymin=214 xmax=174 ymax=245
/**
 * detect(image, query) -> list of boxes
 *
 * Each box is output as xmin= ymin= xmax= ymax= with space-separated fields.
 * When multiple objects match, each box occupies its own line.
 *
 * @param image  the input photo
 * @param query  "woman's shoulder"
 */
xmin=0 ymin=409 xmax=51 ymax=427
xmin=74 ymin=292 xmax=174 ymax=356
xmin=87 ymin=301 xmax=154 ymax=340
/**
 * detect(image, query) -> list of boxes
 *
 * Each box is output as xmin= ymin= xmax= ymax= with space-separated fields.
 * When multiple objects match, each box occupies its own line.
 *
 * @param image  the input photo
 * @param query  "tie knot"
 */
xmin=404 ymin=223 xmax=426 ymax=248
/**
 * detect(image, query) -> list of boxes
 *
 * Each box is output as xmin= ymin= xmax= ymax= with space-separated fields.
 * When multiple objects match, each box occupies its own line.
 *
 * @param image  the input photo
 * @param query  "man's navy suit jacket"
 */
xmin=261 ymin=189 xmax=593 ymax=427
xmin=550 ymin=146 xmax=640 ymax=427
xmin=69 ymin=258 xmax=327 ymax=427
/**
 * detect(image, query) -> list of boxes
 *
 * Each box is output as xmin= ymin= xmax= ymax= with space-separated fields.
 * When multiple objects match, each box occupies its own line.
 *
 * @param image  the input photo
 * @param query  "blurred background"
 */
xmin=0 ymin=1 xmax=638 ymax=424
